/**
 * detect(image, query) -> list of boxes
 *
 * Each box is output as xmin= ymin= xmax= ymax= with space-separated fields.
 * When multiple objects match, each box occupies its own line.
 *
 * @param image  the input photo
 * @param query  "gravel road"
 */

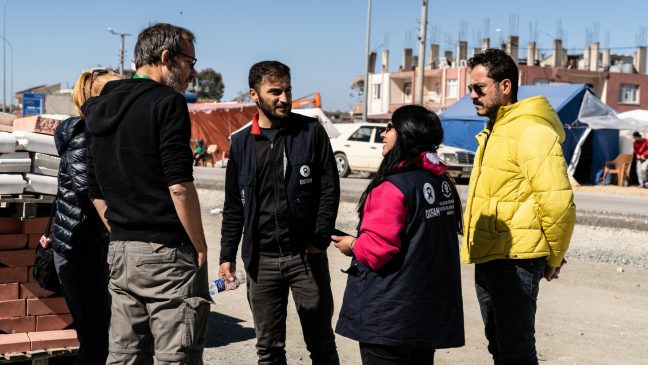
xmin=198 ymin=189 xmax=648 ymax=365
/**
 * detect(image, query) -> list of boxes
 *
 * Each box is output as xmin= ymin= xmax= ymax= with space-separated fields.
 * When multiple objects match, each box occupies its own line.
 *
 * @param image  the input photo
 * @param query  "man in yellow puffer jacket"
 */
xmin=463 ymin=49 xmax=576 ymax=365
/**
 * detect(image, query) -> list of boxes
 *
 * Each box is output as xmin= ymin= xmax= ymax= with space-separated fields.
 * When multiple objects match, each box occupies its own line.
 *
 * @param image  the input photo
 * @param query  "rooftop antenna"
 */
xmin=509 ymin=13 xmax=519 ymax=36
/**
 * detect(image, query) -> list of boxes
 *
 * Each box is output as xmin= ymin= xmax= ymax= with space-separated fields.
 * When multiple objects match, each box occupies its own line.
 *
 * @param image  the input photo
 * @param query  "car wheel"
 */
xmin=335 ymin=153 xmax=350 ymax=177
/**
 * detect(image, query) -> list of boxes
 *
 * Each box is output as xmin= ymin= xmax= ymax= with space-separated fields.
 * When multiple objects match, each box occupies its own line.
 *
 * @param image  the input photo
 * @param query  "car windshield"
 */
xmin=348 ymin=127 xmax=372 ymax=142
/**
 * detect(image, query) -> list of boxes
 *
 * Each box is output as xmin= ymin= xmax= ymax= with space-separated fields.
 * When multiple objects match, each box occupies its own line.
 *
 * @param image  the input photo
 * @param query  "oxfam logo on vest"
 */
xmin=423 ymin=183 xmax=435 ymax=204
xmin=424 ymin=183 xmax=441 ymax=219
xmin=299 ymin=165 xmax=313 ymax=185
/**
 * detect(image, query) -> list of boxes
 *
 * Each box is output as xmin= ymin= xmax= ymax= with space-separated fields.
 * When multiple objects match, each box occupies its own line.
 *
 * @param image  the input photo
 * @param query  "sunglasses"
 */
xmin=178 ymin=52 xmax=198 ymax=68
xmin=84 ymin=68 xmax=110 ymax=101
xmin=467 ymin=81 xmax=498 ymax=97
xmin=385 ymin=123 xmax=395 ymax=132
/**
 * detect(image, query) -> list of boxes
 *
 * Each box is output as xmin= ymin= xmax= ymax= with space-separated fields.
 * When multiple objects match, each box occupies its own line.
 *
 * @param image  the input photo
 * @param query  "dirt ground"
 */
xmin=199 ymin=190 xmax=648 ymax=365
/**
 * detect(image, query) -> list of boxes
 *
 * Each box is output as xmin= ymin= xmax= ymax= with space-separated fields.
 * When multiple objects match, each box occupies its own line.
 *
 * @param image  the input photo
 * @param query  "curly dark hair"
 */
xmin=468 ymin=48 xmax=519 ymax=102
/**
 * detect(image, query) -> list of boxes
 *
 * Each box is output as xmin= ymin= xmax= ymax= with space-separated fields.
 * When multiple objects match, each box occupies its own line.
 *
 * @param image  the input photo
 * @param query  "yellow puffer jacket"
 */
xmin=461 ymin=96 xmax=576 ymax=267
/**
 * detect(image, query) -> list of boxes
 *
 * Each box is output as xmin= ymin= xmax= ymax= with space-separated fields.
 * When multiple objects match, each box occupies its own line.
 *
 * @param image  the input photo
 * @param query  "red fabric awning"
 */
xmin=188 ymin=103 xmax=257 ymax=160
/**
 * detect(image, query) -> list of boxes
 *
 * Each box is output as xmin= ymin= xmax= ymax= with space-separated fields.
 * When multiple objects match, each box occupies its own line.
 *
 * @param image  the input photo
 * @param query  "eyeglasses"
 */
xmin=467 ymin=81 xmax=498 ymax=97
xmin=178 ymin=52 xmax=197 ymax=68
xmin=385 ymin=123 xmax=395 ymax=132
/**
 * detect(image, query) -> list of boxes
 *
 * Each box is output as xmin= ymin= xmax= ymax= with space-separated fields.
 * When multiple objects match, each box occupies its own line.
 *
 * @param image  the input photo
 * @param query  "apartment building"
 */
xmin=354 ymin=37 xmax=648 ymax=117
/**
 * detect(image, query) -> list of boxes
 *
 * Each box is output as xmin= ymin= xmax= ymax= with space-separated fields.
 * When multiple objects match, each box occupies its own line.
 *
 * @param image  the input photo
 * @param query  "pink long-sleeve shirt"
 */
xmin=353 ymin=152 xmax=448 ymax=270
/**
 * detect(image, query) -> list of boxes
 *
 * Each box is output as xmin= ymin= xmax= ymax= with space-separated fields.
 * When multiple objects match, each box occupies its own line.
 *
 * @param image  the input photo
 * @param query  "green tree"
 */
xmin=196 ymin=68 xmax=224 ymax=101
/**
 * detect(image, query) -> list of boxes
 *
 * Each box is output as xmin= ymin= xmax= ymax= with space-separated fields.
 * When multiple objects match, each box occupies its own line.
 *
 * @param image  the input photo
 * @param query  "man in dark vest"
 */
xmin=219 ymin=60 xmax=341 ymax=364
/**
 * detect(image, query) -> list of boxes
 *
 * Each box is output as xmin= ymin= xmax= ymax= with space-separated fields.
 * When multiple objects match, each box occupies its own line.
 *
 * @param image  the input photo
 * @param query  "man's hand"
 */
xmin=197 ymin=250 xmax=207 ymax=268
xmin=544 ymin=258 xmax=567 ymax=281
xmin=219 ymin=262 xmax=236 ymax=282
xmin=332 ymin=235 xmax=355 ymax=257
xmin=168 ymin=182 xmax=208 ymax=269
xmin=39 ymin=235 xmax=51 ymax=249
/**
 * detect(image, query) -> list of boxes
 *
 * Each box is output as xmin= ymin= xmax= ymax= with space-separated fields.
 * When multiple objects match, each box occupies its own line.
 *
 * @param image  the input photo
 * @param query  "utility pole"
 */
xmin=0 ymin=35 xmax=12 ymax=113
xmin=108 ymin=27 xmax=131 ymax=76
xmin=362 ymin=0 xmax=372 ymax=122
xmin=3 ymin=0 xmax=8 ymax=112
xmin=415 ymin=0 xmax=428 ymax=106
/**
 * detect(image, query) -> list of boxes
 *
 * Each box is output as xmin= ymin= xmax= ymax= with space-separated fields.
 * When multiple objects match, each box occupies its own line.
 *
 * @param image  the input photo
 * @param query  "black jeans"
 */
xmin=54 ymin=251 xmax=110 ymax=365
xmin=359 ymin=343 xmax=435 ymax=365
xmin=475 ymin=258 xmax=546 ymax=365
xmin=247 ymin=252 xmax=339 ymax=365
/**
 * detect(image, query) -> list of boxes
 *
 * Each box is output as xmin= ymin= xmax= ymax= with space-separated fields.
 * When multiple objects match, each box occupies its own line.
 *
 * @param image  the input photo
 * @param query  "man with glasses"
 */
xmin=83 ymin=23 xmax=209 ymax=364
xmin=462 ymin=49 xmax=576 ymax=364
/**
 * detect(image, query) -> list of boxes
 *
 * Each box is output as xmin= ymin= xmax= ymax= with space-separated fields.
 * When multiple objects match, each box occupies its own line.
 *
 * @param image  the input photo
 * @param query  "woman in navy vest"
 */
xmin=333 ymin=105 xmax=464 ymax=364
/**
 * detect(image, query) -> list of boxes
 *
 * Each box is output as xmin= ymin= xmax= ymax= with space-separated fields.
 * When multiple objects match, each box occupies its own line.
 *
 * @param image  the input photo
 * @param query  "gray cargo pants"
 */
xmin=106 ymin=240 xmax=210 ymax=365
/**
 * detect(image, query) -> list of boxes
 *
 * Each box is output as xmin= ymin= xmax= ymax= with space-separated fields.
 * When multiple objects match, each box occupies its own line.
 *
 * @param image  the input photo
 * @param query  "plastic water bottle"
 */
xmin=209 ymin=270 xmax=246 ymax=296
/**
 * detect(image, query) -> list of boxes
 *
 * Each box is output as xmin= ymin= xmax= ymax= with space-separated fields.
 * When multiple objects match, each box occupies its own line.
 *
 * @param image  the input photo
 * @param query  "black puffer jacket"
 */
xmin=52 ymin=117 xmax=108 ymax=267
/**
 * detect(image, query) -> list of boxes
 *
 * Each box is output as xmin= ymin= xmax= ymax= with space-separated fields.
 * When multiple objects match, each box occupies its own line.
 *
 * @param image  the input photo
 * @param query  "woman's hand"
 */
xmin=39 ymin=235 xmax=51 ymax=249
xmin=332 ymin=235 xmax=355 ymax=257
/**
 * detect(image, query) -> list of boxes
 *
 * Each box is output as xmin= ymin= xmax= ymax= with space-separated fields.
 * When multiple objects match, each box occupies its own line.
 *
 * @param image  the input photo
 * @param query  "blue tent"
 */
xmin=439 ymin=84 xmax=619 ymax=184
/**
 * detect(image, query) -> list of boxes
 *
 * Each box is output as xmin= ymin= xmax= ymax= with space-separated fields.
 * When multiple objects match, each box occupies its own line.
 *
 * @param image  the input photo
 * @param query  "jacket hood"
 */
xmin=495 ymin=96 xmax=565 ymax=143
xmin=82 ymin=78 xmax=169 ymax=136
xmin=399 ymin=151 xmax=448 ymax=175
xmin=54 ymin=116 xmax=84 ymax=155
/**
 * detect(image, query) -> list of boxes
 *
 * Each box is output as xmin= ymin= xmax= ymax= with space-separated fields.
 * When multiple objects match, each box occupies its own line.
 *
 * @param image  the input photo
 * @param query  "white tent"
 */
xmin=578 ymin=93 xmax=647 ymax=130
xmin=616 ymin=109 xmax=648 ymax=131
xmin=615 ymin=109 xmax=648 ymax=154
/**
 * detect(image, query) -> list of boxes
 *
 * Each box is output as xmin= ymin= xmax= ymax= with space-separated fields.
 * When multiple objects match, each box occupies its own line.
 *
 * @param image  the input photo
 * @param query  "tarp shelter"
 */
xmin=439 ymin=84 xmax=622 ymax=184
xmin=188 ymin=102 xmax=257 ymax=160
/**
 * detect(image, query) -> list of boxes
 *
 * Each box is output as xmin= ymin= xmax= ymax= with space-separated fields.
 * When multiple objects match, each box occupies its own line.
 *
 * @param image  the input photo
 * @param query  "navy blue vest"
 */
xmin=336 ymin=169 xmax=465 ymax=349
xmin=229 ymin=115 xmax=321 ymax=269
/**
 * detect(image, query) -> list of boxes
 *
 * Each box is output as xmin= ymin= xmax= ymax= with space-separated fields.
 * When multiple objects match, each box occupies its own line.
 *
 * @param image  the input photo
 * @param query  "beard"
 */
xmin=164 ymin=66 xmax=187 ymax=94
xmin=474 ymin=88 xmax=502 ymax=121
xmin=257 ymin=96 xmax=291 ymax=122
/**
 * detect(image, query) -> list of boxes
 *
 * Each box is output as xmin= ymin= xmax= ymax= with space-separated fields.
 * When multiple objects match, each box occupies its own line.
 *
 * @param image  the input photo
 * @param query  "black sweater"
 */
xmin=82 ymin=78 xmax=193 ymax=246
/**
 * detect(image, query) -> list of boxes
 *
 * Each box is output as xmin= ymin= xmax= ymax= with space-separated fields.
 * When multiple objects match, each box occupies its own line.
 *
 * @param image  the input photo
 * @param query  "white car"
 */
xmin=330 ymin=122 xmax=475 ymax=179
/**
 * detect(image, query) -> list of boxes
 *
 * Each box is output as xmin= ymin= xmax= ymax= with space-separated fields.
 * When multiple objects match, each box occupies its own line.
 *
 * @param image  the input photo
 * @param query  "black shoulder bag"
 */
xmin=32 ymin=200 xmax=61 ymax=292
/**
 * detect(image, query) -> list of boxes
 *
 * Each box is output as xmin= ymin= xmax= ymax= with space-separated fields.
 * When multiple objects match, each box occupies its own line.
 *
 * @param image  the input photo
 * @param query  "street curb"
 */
xmin=198 ymin=183 xmax=648 ymax=232
xmin=575 ymin=210 xmax=648 ymax=231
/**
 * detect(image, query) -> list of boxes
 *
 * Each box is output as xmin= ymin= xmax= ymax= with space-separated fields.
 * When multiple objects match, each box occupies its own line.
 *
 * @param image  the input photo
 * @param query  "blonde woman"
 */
xmin=40 ymin=69 xmax=120 ymax=364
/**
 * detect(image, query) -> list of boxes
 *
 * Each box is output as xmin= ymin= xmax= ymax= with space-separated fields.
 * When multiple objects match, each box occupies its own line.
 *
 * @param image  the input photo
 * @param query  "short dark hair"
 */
xmin=248 ymin=61 xmax=291 ymax=90
xmin=468 ymin=48 xmax=519 ymax=102
xmin=634 ymin=131 xmax=642 ymax=138
xmin=134 ymin=23 xmax=195 ymax=68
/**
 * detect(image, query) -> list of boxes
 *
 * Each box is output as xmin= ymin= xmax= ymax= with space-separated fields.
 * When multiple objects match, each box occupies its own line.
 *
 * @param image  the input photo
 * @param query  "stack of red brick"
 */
xmin=0 ymin=216 xmax=79 ymax=355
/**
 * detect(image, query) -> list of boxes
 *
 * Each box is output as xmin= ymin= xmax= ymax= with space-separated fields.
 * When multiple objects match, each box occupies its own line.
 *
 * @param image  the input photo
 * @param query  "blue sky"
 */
xmin=2 ymin=0 xmax=647 ymax=110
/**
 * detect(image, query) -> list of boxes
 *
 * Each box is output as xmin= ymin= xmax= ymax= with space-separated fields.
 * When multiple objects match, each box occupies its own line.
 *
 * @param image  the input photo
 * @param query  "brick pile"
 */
xmin=0 ymin=114 xmax=65 ymax=195
xmin=0 ymin=217 xmax=78 ymax=354
xmin=0 ymin=113 xmax=79 ymax=355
